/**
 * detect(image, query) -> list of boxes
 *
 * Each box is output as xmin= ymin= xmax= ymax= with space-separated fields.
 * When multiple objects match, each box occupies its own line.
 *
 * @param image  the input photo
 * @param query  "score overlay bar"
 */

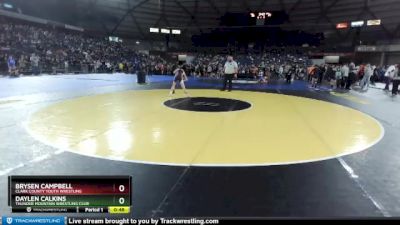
xmin=8 ymin=176 xmax=132 ymax=213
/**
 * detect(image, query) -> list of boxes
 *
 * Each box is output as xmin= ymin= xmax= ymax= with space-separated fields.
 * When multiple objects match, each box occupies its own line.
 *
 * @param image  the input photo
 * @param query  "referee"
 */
xmin=221 ymin=55 xmax=238 ymax=92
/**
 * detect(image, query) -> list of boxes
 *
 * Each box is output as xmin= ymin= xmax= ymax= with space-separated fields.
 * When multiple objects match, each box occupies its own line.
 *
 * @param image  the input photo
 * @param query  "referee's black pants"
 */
xmin=222 ymin=73 xmax=233 ymax=91
xmin=384 ymin=77 xmax=391 ymax=90
xmin=392 ymin=79 xmax=400 ymax=95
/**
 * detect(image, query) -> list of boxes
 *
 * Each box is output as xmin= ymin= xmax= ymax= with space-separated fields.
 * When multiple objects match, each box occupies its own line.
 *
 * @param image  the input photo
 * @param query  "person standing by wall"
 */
xmin=392 ymin=64 xmax=400 ymax=96
xmin=317 ymin=65 xmax=324 ymax=88
xmin=370 ymin=65 xmax=379 ymax=86
xmin=335 ymin=66 xmax=342 ymax=89
xmin=347 ymin=62 xmax=356 ymax=90
xmin=311 ymin=66 xmax=320 ymax=89
xmin=221 ymin=55 xmax=238 ymax=92
xmin=18 ymin=55 xmax=27 ymax=74
xmin=64 ymin=60 xmax=69 ymax=74
xmin=384 ymin=64 xmax=397 ymax=91
xmin=7 ymin=55 xmax=18 ymax=77
xmin=30 ymin=53 xmax=40 ymax=75
xmin=360 ymin=64 xmax=373 ymax=91
xmin=278 ymin=65 xmax=284 ymax=79
xmin=286 ymin=66 xmax=295 ymax=84
xmin=341 ymin=64 xmax=349 ymax=89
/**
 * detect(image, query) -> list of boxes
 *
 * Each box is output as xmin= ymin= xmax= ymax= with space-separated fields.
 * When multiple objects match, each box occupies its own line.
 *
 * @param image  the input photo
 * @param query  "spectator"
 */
xmin=392 ymin=65 xmax=400 ymax=96
xmin=384 ymin=64 xmax=397 ymax=91
xmin=340 ymin=64 xmax=348 ymax=89
xmin=360 ymin=64 xmax=373 ymax=91
xmin=0 ymin=17 xmax=167 ymax=75
xmin=64 ymin=60 xmax=69 ymax=74
xmin=7 ymin=55 xmax=18 ymax=76
xmin=30 ymin=53 xmax=40 ymax=75
xmin=347 ymin=63 xmax=356 ymax=90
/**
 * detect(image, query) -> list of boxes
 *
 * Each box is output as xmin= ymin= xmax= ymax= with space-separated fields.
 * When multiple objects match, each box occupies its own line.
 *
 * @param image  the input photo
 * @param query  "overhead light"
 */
xmin=257 ymin=12 xmax=272 ymax=19
xmin=149 ymin=27 xmax=159 ymax=33
xmin=336 ymin=22 xmax=348 ymax=29
xmin=161 ymin=28 xmax=170 ymax=34
xmin=367 ymin=19 xmax=381 ymax=26
xmin=351 ymin=20 xmax=364 ymax=27
xmin=250 ymin=12 xmax=272 ymax=19
xmin=136 ymin=41 xmax=140 ymax=44
xmin=172 ymin=29 xmax=181 ymax=34
xmin=3 ymin=3 xmax=13 ymax=9
xmin=108 ymin=36 xmax=120 ymax=42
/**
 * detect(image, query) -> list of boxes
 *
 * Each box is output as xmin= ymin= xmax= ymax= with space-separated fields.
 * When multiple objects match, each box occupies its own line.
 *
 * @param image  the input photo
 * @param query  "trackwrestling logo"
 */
xmin=2 ymin=217 xmax=64 ymax=225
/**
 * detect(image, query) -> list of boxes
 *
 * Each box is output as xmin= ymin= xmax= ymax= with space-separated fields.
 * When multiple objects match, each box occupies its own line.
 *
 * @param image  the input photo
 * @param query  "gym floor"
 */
xmin=0 ymin=73 xmax=399 ymax=218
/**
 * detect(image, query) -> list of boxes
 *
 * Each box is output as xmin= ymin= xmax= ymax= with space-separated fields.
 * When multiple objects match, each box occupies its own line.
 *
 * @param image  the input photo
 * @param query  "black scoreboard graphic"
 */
xmin=8 ymin=176 xmax=132 ymax=214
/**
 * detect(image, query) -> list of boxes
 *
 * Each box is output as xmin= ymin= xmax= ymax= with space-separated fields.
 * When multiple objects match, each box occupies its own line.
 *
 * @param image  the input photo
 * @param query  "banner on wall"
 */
xmin=324 ymin=56 xmax=340 ymax=64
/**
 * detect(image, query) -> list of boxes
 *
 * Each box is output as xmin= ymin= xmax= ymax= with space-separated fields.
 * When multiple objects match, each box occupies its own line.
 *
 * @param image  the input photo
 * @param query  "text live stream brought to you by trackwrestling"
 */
xmin=1 ymin=217 xmax=221 ymax=225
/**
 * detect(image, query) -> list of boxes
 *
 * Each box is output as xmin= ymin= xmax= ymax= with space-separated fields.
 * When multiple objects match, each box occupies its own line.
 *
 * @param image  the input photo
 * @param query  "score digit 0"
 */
xmin=119 ymin=197 xmax=125 ymax=205
xmin=118 ymin=184 xmax=125 ymax=192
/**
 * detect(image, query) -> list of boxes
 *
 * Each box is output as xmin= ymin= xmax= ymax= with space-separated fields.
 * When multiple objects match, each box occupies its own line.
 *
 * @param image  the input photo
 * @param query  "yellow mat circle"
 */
xmin=27 ymin=89 xmax=384 ymax=166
